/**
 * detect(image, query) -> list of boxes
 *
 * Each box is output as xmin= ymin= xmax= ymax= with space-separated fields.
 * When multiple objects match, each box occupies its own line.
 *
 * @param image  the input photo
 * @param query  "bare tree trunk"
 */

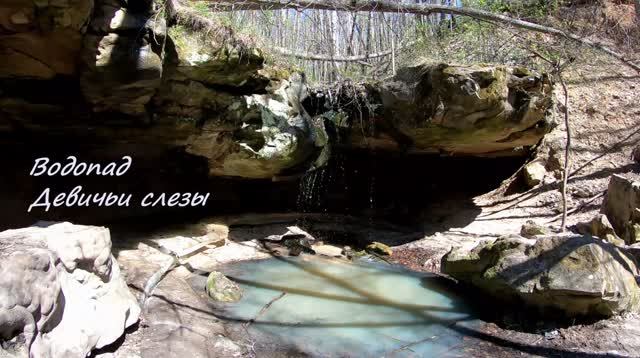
xmin=363 ymin=10 xmax=372 ymax=76
xmin=391 ymin=34 xmax=396 ymax=75
xmin=559 ymin=73 xmax=571 ymax=232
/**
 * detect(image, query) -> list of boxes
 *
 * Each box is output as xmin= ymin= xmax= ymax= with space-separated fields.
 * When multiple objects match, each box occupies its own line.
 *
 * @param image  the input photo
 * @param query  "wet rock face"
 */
xmin=442 ymin=234 xmax=640 ymax=318
xmin=174 ymin=72 xmax=323 ymax=178
xmin=0 ymin=0 xmax=93 ymax=78
xmin=0 ymin=222 xmax=140 ymax=358
xmin=79 ymin=0 xmax=166 ymax=116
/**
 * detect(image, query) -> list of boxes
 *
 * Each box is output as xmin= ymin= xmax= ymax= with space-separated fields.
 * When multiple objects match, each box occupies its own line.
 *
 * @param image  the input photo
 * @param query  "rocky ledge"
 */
xmin=0 ymin=0 xmax=554 ymax=180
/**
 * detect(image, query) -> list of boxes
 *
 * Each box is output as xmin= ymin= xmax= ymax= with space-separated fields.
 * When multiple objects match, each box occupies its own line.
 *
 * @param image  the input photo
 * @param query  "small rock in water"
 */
xmin=365 ymin=242 xmax=393 ymax=256
xmin=342 ymin=246 xmax=361 ymax=260
xmin=544 ymin=330 xmax=559 ymax=340
xmin=313 ymin=244 xmax=343 ymax=257
xmin=282 ymin=236 xmax=316 ymax=256
xmin=206 ymin=271 xmax=243 ymax=302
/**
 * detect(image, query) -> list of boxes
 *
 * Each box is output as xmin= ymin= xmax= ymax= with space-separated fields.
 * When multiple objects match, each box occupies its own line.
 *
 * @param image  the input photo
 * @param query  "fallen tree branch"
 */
xmin=203 ymin=0 xmax=640 ymax=72
xmin=140 ymin=233 xmax=223 ymax=306
xmin=390 ymin=335 xmax=438 ymax=355
xmin=141 ymin=255 xmax=179 ymax=306
xmin=269 ymin=41 xmax=415 ymax=62
xmin=548 ymin=192 xmax=605 ymax=223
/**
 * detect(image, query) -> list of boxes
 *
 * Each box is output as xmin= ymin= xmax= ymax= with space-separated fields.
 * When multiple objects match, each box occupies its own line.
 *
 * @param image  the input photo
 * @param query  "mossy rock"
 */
xmin=365 ymin=242 xmax=393 ymax=256
xmin=206 ymin=271 xmax=243 ymax=303
xmin=347 ymin=63 xmax=553 ymax=156
xmin=442 ymin=235 xmax=640 ymax=318
xmin=520 ymin=220 xmax=550 ymax=238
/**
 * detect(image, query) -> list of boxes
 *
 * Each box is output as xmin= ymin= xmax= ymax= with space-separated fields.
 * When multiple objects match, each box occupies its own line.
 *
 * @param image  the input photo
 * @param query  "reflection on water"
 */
xmin=218 ymin=256 xmax=480 ymax=357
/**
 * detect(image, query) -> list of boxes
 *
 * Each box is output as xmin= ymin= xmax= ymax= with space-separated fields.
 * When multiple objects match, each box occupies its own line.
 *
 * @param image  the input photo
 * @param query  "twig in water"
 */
xmin=390 ymin=335 xmax=438 ymax=355
xmin=244 ymin=292 xmax=287 ymax=329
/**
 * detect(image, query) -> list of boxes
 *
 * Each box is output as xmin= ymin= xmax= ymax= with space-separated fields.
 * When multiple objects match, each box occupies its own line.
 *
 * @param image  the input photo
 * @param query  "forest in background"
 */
xmin=170 ymin=0 xmax=640 ymax=83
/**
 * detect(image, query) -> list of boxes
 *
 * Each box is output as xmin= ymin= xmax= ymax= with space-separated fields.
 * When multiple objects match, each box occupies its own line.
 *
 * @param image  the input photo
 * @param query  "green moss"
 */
xmin=168 ymin=26 xmax=265 ymax=87
xmin=478 ymin=67 xmax=507 ymax=102
xmin=206 ymin=271 xmax=243 ymax=302
xmin=258 ymin=65 xmax=292 ymax=82
xmin=558 ymin=246 xmax=600 ymax=271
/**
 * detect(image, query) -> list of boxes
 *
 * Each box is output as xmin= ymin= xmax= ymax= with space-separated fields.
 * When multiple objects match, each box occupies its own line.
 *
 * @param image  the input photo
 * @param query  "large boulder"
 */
xmin=0 ymin=222 xmax=140 ymax=358
xmin=602 ymin=175 xmax=640 ymax=244
xmin=152 ymin=59 xmax=553 ymax=179
xmin=441 ymin=234 xmax=640 ymax=317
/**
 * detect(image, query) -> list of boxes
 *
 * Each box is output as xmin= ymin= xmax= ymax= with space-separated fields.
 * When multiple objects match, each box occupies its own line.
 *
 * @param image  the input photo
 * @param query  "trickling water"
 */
xmin=366 ymin=150 xmax=377 ymax=242
xmin=296 ymin=167 xmax=324 ymax=213
xmin=295 ymin=150 xmax=345 ymax=213
xmin=218 ymin=256 xmax=481 ymax=357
